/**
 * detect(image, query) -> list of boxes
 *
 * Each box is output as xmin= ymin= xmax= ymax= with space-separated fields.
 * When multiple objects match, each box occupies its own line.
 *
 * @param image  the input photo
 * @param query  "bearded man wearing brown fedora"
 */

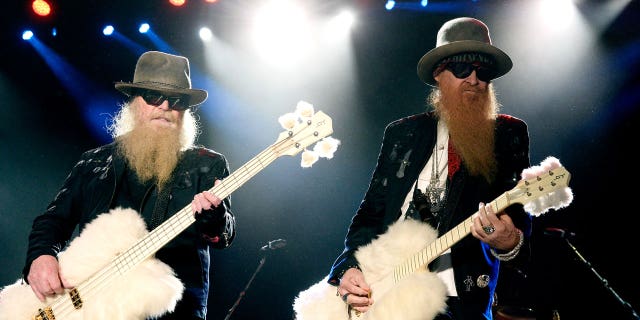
xmin=328 ymin=17 xmax=532 ymax=319
xmin=20 ymin=51 xmax=236 ymax=320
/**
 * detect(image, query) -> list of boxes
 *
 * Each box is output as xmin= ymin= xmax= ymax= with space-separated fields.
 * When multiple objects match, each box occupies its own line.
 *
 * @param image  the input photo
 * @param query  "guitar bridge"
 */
xmin=35 ymin=307 xmax=55 ymax=320
xmin=69 ymin=288 xmax=83 ymax=309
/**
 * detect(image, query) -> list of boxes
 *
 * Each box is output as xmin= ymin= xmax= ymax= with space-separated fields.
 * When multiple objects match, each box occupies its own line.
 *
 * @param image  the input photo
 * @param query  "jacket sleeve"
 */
xmin=22 ymin=152 xmax=91 ymax=281
xmin=495 ymin=115 xmax=532 ymax=267
xmin=328 ymin=121 xmax=401 ymax=284
xmin=193 ymin=150 xmax=236 ymax=249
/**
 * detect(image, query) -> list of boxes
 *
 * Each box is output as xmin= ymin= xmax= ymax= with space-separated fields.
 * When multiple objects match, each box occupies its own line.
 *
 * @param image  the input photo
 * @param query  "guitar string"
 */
xmin=45 ymin=123 xmax=321 ymax=318
xmin=48 ymin=145 xmax=282 ymax=318
xmin=394 ymin=191 xmax=512 ymax=281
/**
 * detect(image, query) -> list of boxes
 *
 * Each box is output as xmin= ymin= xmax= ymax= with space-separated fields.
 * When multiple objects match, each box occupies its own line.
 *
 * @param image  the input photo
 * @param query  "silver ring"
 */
xmin=341 ymin=292 xmax=350 ymax=303
xmin=482 ymin=225 xmax=495 ymax=235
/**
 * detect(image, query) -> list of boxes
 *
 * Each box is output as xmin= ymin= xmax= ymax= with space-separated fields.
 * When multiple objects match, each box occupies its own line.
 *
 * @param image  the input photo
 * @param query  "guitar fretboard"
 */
xmin=392 ymin=189 xmax=520 ymax=282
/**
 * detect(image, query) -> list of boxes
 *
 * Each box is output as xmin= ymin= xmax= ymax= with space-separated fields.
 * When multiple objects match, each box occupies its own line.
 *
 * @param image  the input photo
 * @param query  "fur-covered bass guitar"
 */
xmin=0 ymin=103 xmax=337 ymax=320
xmin=293 ymin=156 xmax=574 ymax=320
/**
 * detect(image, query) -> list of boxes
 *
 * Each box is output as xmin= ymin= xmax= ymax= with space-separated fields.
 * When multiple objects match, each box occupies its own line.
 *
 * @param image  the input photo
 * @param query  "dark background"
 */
xmin=1 ymin=0 xmax=639 ymax=319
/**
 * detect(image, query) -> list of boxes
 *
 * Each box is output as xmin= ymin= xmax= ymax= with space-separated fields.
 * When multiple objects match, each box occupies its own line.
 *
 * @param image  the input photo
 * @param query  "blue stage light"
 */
xmin=421 ymin=0 xmax=428 ymax=7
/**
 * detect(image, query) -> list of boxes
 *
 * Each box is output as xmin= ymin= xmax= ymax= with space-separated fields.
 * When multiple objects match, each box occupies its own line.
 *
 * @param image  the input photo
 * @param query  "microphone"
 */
xmin=260 ymin=239 xmax=287 ymax=251
xmin=544 ymin=227 xmax=575 ymax=239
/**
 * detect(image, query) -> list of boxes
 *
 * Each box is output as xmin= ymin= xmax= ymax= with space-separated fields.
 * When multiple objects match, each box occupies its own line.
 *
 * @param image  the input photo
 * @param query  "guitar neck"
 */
xmin=103 ymin=142 xmax=289 ymax=280
xmin=393 ymin=189 xmax=518 ymax=282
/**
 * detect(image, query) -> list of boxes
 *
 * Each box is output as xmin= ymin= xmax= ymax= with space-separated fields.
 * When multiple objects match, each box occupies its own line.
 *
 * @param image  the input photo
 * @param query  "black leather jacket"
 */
xmin=23 ymin=142 xmax=236 ymax=318
xmin=329 ymin=112 xmax=531 ymax=319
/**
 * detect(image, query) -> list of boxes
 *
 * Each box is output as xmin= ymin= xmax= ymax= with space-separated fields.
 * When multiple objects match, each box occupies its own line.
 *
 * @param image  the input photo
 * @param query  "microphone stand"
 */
xmin=563 ymin=237 xmax=639 ymax=319
xmin=223 ymin=253 xmax=267 ymax=320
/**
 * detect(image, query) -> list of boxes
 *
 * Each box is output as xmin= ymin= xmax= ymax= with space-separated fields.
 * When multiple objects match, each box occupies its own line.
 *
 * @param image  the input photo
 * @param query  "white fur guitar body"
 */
xmin=294 ymin=219 xmax=448 ymax=320
xmin=0 ymin=208 xmax=183 ymax=320
xmin=294 ymin=156 xmax=574 ymax=320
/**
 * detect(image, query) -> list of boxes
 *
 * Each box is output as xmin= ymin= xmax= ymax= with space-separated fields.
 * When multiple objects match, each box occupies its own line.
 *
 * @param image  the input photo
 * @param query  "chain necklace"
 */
xmin=425 ymin=126 xmax=449 ymax=214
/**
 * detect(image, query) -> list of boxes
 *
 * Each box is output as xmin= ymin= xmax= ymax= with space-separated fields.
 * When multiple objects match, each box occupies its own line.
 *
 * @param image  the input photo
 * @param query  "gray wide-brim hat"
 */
xmin=417 ymin=17 xmax=512 ymax=86
xmin=115 ymin=51 xmax=208 ymax=108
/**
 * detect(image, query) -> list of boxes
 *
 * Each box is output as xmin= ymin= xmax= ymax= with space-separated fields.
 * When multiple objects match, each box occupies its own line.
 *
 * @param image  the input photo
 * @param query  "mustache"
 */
xmin=460 ymin=84 xmax=485 ymax=93
xmin=151 ymin=112 xmax=176 ymax=122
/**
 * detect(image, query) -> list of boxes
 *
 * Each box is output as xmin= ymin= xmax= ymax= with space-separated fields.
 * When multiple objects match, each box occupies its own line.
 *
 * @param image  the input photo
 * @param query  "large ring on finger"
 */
xmin=482 ymin=225 xmax=495 ymax=235
xmin=341 ymin=292 xmax=350 ymax=303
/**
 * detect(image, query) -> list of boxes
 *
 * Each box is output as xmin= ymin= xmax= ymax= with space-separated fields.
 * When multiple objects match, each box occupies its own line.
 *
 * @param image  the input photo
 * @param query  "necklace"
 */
xmin=425 ymin=136 xmax=448 ymax=214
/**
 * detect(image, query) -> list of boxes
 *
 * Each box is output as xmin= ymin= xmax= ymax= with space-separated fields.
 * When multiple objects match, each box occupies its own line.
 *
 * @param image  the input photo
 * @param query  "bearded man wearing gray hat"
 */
xmin=20 ymin=51 xmax=236 ymax=320
xmin=329 ymin=17 xmax=532 ymax=319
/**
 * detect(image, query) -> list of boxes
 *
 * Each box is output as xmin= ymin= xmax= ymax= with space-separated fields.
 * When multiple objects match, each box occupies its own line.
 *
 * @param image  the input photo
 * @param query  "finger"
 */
xmin=352 ymin=305 xmax=372 ymax=313
xmin=31 ymin=286 xmax=46 ymax=302
xmin=472 ymin=214 xmax=484 ymax=233
xmin=349 ymin=294 xmax=372 ymax=307
xmin=191 ymin=198 xmax=202 ymax=214
xmin=202 ymin=191 xmax=222 ymax=207
xmin=47 ymin=277 xmax=64 ymax=295
xmin=60 ymin=273 xmax=73 ymax=289
xmin=476 ymin=203 xmax=487 ymax=225
xmin=347 ymin=276 xmax=371 ymax=296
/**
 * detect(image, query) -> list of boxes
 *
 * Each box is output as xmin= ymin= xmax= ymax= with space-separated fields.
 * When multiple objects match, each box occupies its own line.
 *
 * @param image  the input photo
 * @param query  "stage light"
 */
xmin=385 ymin=1 xmax=395 ymax=10
xmin=421 ymin=0 xmax=428 ymax=7
xmin=103 ymin=25 xmax=114 ymax=36
xmin=139 ymin=23 xmax=150 ymax=33
xmin=199 ymin=27 xmax=213 ymax=42
xmin=32 ymin=0 xmax=52 ymax=17
xmin=325 ymin=10 xmax=355 ymax=38
xmin=204 ymin=0 xmax=218 ymax=3
xmin=169 ymin=0 xmax=186 ymax=7
xmin=22 ymin=30 xmax=34 ymax=41
xmin=52 ymin=27 xmax=57 ymax=37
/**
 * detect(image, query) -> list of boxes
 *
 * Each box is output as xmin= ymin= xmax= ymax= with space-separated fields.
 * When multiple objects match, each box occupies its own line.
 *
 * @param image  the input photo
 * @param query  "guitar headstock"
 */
xmin=507 ymin=156 xmax=574 ymax=216
xmin=274 ymin=101 xmax=339 ymax=167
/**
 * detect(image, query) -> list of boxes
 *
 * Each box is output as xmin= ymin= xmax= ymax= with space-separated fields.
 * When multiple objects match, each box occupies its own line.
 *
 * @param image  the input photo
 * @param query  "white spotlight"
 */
xmin=103 ymin=25 xmax=114 ymax=36
xmin=385 ymin=1 xmax=395 ymax=10
xmin=325 ymin=10 xmax=355 ymax=39
xmin=199 ymin=27 xmax=213 ymax=42
xmin=251 ymin=0 xmax=312 ymax=67
xmin=139 ymin=23 xmax=150 ymax=34
xmin=537 ymin=0 xmax=577 ymax=30
xmin=22 ymin=30 xmax=34 ymax=40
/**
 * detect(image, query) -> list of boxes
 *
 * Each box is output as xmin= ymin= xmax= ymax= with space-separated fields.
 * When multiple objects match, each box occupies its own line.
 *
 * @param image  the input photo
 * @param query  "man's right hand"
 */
xmin=337 ymin=267 xmax=373 ymax=313
xmin=27 ymin=255 xmax=69 ymax=302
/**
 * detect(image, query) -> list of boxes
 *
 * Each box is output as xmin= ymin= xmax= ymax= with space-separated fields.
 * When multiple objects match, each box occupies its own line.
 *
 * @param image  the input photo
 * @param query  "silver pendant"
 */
xmin=426 ymin=177 xmax=445 ymax=213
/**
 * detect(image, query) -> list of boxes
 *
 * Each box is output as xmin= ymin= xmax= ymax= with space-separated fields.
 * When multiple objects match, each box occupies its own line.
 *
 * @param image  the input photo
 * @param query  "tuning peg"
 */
xmin=301 ymin=149 xmax=320 ymax=168
xmin=313 ymin=137 xmax=341 ymax=159
xmin=295 ymin=101 xmax=315 ymax=119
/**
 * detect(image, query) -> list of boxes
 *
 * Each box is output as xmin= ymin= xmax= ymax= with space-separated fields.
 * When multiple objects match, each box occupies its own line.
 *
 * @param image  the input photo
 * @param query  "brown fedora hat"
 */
xmin=417 ymin=17 xmax=512 ymax=86
xmin=115 ymin=51 xmax=208 ymax=107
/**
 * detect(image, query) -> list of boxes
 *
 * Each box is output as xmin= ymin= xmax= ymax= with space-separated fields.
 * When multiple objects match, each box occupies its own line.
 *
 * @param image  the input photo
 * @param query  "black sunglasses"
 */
xmin=445 ymin=62 xmax=497 ymax=82
xmin=136 ymin=90 xmax=190 ymax=111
